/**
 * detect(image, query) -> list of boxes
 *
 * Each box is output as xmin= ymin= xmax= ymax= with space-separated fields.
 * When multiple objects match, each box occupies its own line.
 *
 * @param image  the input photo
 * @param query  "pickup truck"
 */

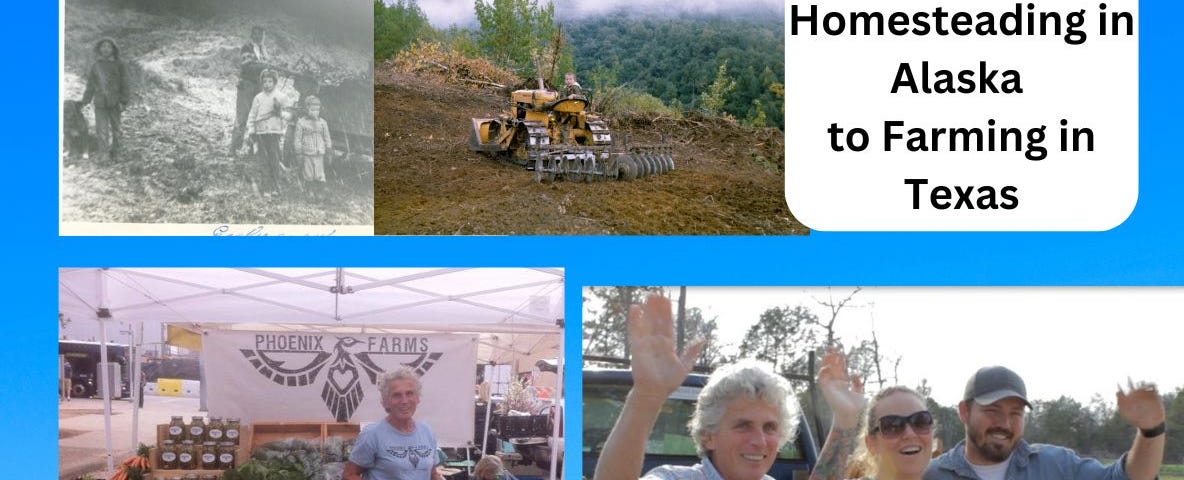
xmin=583 ymin=368 xmax=818 ymax=480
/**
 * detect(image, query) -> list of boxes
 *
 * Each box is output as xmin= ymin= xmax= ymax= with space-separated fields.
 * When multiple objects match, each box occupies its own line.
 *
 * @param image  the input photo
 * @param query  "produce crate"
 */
xmin=248 ymin=421 xmax=360 ymax=456
xmin=495 ymin=414 xmax=552 ymax=438
xmin=247 ymin=422 xmax=322 ymax=454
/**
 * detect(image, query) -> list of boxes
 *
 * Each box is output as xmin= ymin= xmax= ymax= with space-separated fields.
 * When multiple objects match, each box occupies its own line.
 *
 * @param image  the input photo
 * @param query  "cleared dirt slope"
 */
xmin=374 ymin=69 xmax=805 ymax=235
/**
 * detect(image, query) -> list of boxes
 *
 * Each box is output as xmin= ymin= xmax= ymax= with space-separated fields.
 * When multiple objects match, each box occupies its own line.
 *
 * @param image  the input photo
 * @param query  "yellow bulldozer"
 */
xmin=468 ymin=78 xmax=674 ymax=182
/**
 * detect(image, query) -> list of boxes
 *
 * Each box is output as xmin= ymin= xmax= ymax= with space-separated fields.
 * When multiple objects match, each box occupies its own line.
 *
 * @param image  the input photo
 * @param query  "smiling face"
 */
xmin=97 ymin=41 xmax=115 ymax=59
xmin=382 ymin=378 xmax=420 ymax=425
xmin=866 ymin=391 xmax=933 ymax=480
xmin=961 ymin=397 xmax=1025 ymax=464
xmin=702 ymin=397 xmax=781 ymax=480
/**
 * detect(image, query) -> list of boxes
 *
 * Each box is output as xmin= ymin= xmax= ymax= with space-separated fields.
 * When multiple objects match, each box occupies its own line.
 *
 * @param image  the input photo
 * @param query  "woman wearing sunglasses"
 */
xmin=810 ymin=350 xmax=935 ymax=480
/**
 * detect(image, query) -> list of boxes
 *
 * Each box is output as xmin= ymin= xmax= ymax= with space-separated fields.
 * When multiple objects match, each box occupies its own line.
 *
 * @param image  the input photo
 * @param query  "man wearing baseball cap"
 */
xmin=925 ymin=366 xmax=1166 ymax=480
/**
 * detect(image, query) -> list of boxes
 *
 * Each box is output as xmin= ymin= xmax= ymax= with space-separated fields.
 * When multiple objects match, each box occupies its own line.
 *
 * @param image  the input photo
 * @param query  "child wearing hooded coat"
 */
xmin=80 ymin=38 xmax=129 ymax=162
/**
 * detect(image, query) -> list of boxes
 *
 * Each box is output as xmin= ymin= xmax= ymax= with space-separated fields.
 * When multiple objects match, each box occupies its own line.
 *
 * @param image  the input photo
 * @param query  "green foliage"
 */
xmin=924 ymin=390 xmax=965 ymax=451
xmin=737 ymin=305 xmax=819 ymax=374
xmin=568 ymin=13 xmax=785 ymax=129
xmin=1168 ymin=386 xmax=1184 ymax=463
xmin=374 ymin=0 xmax=433 ymax=61
xmin=598 ymin=86 xmax=679 ymax=119
xmin=748 ymin=99 xmax=768 ymax=128
xmin=222 ymin=457 xmax=306 ymax=480
xmin=1161 ymin=464 xmax=1184 ymax=480
xmin=441 ymin=26 xmax=482 ymax=58
xmin=1026 ymin=396 xmax=1097 ymax=453
xmin=473 ymin=0 xmax=570 ymax=82
xmin=700 ymin=60 xmax=736 ymax=115
xmin=582 ymin=286 xmax=667 ymax=361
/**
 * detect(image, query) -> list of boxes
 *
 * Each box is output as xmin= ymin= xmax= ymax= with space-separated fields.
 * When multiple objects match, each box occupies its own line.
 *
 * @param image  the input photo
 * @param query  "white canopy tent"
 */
xmin=58 ymin=267 xmax=565 ymax=479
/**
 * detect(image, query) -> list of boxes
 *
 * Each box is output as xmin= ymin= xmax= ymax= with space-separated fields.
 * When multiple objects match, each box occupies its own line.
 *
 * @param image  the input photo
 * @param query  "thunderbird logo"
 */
xmin=240 ymin=336 xmax=443 ymax=421
xmin=387 ymin=445 xmax=435 ymax=468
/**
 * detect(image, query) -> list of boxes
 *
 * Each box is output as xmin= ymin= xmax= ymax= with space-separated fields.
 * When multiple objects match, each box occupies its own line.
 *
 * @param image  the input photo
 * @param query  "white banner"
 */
xmin=205 ymin=330 xmax=477 ymax=446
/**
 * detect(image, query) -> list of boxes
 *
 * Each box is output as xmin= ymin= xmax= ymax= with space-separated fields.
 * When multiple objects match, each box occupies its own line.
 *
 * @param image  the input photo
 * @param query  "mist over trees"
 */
xmin=374 ymin=1 xmax=785 ymax=129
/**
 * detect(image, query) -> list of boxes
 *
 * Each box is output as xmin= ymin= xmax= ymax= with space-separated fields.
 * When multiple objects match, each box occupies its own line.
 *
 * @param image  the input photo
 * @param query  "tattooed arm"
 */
xmin=811 ymin=423 xmax=861 ymax=480
xmin=809 ymin=349 xmax=866 ymax=480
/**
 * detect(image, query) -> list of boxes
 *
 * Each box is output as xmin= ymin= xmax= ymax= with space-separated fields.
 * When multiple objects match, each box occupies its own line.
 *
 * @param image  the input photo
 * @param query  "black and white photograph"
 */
xmin=60 ymin=0 xmax=374 ymax=234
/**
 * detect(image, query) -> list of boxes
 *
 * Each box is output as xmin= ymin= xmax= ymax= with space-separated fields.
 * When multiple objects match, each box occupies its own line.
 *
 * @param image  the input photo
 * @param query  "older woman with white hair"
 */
xmin=345 ymin=366 xmax=444 ymax=480
xmin=594 ymin=295 xmax=801 ymax=480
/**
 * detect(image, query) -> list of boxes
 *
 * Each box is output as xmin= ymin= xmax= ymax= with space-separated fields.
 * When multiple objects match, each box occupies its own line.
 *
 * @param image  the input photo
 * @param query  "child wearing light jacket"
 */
xmin=293 ymin=95 xmax=332 ymax=187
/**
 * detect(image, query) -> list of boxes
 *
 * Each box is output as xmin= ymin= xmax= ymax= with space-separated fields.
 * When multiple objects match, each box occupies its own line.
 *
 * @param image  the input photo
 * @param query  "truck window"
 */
xmin=583 ymin=384 xmax=804 ymax=460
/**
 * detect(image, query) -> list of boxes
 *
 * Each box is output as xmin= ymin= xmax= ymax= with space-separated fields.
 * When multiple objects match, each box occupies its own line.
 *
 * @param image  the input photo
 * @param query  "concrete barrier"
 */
xmin=156 ymin=378 xmax=182 ymax=396
xmin=180 ymin=379 xmax=200 ymax=398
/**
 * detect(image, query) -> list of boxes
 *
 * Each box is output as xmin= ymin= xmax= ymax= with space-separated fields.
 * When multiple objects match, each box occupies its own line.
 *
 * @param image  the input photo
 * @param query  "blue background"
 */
xmin=9 ymin=0 xmax=1182 ymax=477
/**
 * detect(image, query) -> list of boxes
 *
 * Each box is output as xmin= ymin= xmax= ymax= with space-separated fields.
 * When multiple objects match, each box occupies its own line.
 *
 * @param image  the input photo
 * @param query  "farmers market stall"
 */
xmin=59 ymin=268 xmax=565 ymax=480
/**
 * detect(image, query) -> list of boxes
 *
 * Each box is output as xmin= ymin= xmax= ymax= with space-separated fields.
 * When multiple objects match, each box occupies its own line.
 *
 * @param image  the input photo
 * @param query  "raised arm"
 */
xmin=1117 ymin=380 xmax=1166 ymax=480
xmin=810 ymin=348 xmax=866 ymax=480
xmin=592 ymin=295 xmax=706 ymax=480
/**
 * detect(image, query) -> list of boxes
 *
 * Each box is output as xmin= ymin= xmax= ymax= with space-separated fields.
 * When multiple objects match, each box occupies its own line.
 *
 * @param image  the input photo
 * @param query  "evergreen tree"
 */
xmin=700 ymin=60 xmax=736 ymax=115
xmin=473 ymin=0 xmax=569 ymax=82
xmin=374 ymin=0 xmax=432 ymax=60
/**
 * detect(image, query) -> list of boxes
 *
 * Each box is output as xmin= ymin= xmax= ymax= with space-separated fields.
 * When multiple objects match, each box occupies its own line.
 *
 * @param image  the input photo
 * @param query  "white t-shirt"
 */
xmin=967 ymin=455 xmax=1012 ymax=480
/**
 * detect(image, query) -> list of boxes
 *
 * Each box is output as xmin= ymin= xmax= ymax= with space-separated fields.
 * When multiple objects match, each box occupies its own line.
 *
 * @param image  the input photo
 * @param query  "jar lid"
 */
xmin=182 ymin=440 xmax=194 ymax=445
xmin=162 ymin=440 xmax=175 ymax=445
xmin=203 ymin=441 xmax=216 ymax=446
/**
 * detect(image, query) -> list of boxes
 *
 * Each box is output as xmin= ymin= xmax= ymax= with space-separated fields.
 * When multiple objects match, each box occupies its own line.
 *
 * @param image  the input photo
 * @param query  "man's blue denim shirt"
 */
xmin=924 ymin=440 xmax=1136 ymax=480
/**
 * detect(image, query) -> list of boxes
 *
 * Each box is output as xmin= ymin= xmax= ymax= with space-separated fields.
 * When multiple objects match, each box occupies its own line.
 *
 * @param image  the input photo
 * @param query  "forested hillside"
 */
xmin=566 ymin=12 xmax=785 ymax=129
xmin=374 ymin=0 xmax=785 ymax=129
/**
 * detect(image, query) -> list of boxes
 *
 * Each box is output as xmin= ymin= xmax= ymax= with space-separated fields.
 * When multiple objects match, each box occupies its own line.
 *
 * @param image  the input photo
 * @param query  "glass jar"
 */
xmin=183 ymin=474 xmax=199 ymax=480
xmin=224 ymin=418 xmax=241 ymax=445
xmin=159 ymin=440 xmax=178 ymax=470
xmin=206 ymin=417 xmax=224 ymax=442
xmin=178 ymin=440 xmax=197 ymax=469
xmin=199 ymin=475 xmax=217 ymax=480
xmin=167 ymin=416 xmax=185 ymax=442
xmin=201 ymin=441 xmax=218 ymax=469
xmin=187 ymin=416 xmax=206 ymax=442
xmin=217 ymin=442 xmax=236 ymax=470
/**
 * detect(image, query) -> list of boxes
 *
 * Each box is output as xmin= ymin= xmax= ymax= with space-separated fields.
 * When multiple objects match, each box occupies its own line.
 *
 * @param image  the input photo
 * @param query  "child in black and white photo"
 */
xmin=63 ymin=99 xmax=95 ymax=162
xmin=79 ymin=38 xmax=129 ymax=163
xmin=293 ymin=95 xmax=332 ymax=199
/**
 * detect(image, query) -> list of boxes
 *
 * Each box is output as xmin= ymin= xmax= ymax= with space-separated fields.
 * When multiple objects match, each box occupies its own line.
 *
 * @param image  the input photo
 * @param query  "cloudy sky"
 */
xmin=406 ymin=0 xmax=785 ymax=28
xmin=584 ymin=287 xmax=1184 ymax=407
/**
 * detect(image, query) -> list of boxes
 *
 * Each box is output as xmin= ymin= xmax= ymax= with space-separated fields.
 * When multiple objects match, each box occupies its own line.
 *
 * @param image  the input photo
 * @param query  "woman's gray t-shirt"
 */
xmin=349 ymin=419 xmax=439 ymax=480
